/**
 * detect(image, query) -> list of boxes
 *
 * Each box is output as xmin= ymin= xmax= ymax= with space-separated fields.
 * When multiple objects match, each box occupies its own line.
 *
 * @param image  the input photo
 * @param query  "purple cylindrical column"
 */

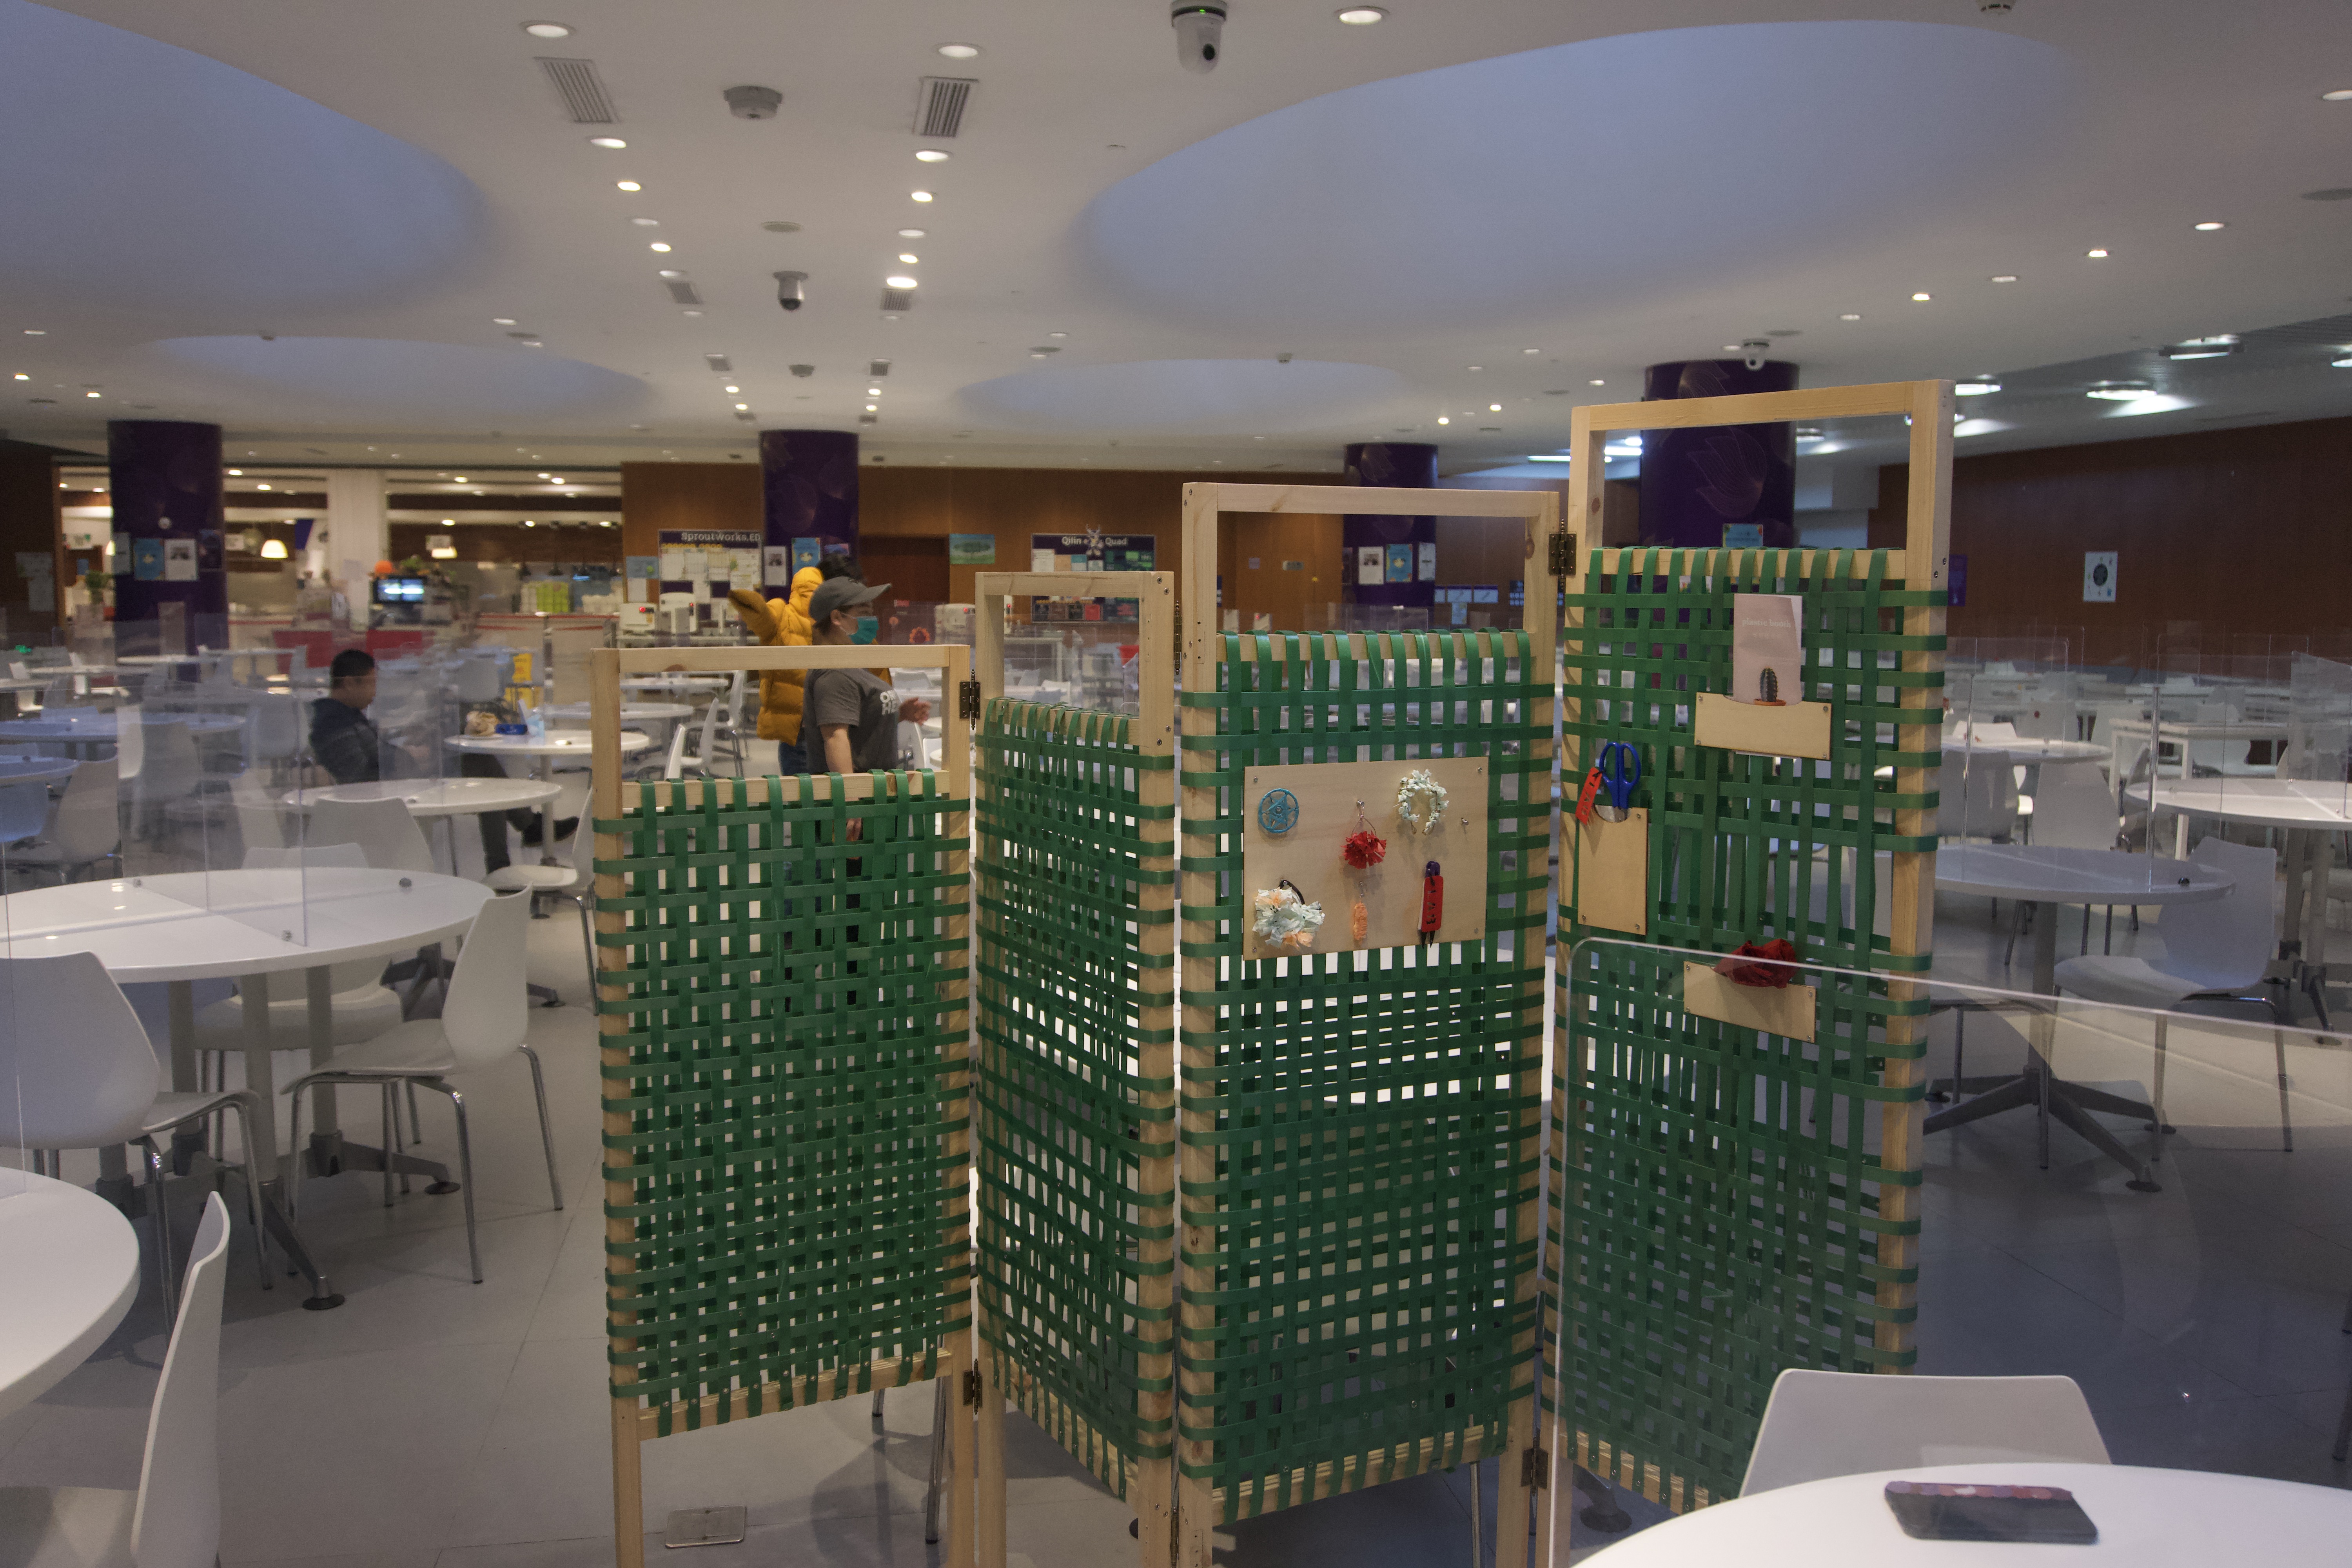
xmin=109 ymin=420 xmax=227 ymax=652
xmin=1638 ymin=360 xmax=1798 ymax=548
xmin=1341 ymin=441 xmax=1437 ymax=610
xmin=759 ymin=430 xmax=859 ymax=563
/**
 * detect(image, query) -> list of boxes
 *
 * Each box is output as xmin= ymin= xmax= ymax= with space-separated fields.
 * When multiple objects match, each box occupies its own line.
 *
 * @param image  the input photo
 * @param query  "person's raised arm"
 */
xmin=822 ymin=723 xmax=861 ymax=840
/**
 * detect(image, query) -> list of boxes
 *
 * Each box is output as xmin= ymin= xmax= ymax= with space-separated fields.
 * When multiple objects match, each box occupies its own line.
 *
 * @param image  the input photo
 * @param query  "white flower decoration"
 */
xmin=1251 ymin=885 xmax=1325 ymax=952
xmin=1397 ymin=769 xmax=1449 ymax=834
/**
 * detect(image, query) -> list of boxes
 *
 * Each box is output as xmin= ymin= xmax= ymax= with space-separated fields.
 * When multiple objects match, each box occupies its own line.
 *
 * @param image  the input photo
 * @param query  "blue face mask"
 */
xmin=853 ymin=616 xmax=879 ymax=645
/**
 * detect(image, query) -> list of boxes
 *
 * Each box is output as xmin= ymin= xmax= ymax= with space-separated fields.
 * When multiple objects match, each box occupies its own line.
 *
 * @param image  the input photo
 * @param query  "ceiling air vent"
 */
xmin=868 ymin=359 xmax=891 ymax=377
xmin=704 ymin=355 xmax=732 ymax=373
xmin=881 ymin=287 xmax=916 ymax=313
xmin=735 ymin=412 xmax=757 ymax=422
xmin=665 ymin=279 xmax=703 ymax=306
xmin=858 ymin=414 xmax=880 ymax=425
xmin=916 ymin=77 xmax=975 ymax=138
xmin=537 ymin=58 xmax=618 ymax=125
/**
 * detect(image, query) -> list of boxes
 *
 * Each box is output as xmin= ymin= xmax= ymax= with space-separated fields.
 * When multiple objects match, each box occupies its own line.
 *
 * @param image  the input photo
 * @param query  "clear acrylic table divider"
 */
xmin=1547 ymin=935 xmax=2352 ymax=1554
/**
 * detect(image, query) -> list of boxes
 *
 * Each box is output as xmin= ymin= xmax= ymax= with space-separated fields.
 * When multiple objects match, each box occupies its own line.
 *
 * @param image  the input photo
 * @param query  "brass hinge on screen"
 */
xmin=957 ymin=678 xmax=981 ymax=721
xmin=1547 ymin=529 xmax=1578 ymax=579
xmin=962 ymin=1367 xmax=983 ymax=1407
xmin=1522 ymin=1446 xmax=1550 ymax=1490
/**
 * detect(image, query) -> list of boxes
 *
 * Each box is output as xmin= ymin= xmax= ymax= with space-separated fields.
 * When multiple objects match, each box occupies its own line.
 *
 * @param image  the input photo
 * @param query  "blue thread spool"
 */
xmin=1256 ymin=788 xmax=1299 ymax=836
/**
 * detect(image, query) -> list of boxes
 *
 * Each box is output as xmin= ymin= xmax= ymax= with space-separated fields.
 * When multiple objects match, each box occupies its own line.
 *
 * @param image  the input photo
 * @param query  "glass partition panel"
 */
xmin=1547 ymin=936 xmax=2352 ymax=1550
xmin=1001 ymin=622 xmax=1143 ymax=717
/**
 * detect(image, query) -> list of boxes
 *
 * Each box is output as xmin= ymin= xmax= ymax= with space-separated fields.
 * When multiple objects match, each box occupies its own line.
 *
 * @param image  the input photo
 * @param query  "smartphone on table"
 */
xmin=1884 ymin=1480 xmax=2098 ymax=1544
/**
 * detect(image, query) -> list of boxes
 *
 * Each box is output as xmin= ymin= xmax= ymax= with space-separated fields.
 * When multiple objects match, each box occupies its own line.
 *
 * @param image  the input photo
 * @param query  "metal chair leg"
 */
xmin=1468 ymin=1455 xmax=1483 ymax=1567
xmin=925 ymin=1375 xmax=948 ymax=1544
xmin=872 ymin=1385 xmax=886 ymax=1423
xmin=225 ymin=1098 xmax=271 ymax=1292
xmin=391 ymin=1079 xmax=413 ymax=1196
xmin=380 ymin=1083 xmax=398 ymax=1208
xmin=285 ymin=1077 xmax=305 ymax=1218
xmin=521 ymin=1045 xmax=564 ymax=1210
xmin=2275 ymin=1020 xmax=2295 ymax=1154
xmin=140 ymin=1138 xmax=176 ymax=1325
xmin=2150 ymin=1016 xmax=2169 ymax=1161
xmin=407 ymin=1081 xmax=424 ymax=1146
xmin=426 ymin=1081 xmax=483 ymax=1283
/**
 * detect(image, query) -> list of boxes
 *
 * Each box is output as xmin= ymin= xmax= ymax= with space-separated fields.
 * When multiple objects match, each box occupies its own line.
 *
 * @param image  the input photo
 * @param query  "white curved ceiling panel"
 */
xmin=0 ymin=0 xmax=484 ymax=317
xmin=956 ymin=358 xmax=1408 ymax=434
xmin=144 ymin=338 xmax=646 ymax=423
xmin=1079 ymin=21 xmax=2079 ymax=335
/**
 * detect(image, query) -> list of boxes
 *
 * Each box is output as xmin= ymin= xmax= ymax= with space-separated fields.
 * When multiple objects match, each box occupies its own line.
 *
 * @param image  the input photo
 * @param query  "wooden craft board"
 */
xmin=1571 ymin=808 xmax=1648 ymax=936
xmin=1240 ymin=755 xmax=1487 ymax=959
xmin=1692 ymin=691 xmax=1833 ymax=760
xmin=1681 ymin=960 xmax=1818 ymax=1042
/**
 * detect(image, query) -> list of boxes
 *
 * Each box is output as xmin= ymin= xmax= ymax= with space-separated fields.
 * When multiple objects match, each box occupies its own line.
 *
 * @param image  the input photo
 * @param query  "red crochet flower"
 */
xmin=1342 ymin=829 xmax=1387 ymax=869
xmin=1715 ymin=938 xmax=1800 ymax=988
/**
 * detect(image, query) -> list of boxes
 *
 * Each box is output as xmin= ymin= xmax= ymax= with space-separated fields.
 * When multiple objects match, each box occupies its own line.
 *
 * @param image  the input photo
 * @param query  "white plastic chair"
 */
xmin=1936 ymin=750 xmax=2018 ymax=842
xmin=304 ymin=793 xmax=436 ymax=875
xmin=2055 ymin=835 xmax=2291 ymax=1149
xmin=484 ymin=810 xmax=597 ymax=989
xmin=1740 ymin=1369 xmax=2109 ymax=1496
xmin=0 ymin=951 xmax=268 ymax=1312
xmin=284 ymin=889 xmax=560 ymax=1282
xmin=0 ymin=781 xmax=47 ymax=844
xmin=670 ymin=686 xmax=731 ymax=777
xmin=3 ymin=756 xmax=121 ymax=886
xmin=0 ymin=1191 xmax=231 ymax=1568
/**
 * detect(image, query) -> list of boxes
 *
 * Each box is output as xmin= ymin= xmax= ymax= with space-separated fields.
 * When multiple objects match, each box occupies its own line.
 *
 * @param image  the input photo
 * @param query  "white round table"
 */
xmin=621 ymin=675 xmax=725 ymax=695
xmin=0 ymin=712 xmax=247 ymax=753
xmin=0 ymin=1169 xmax=140 ymax=1421
xmin=283 ymin=777 xmax=560 ymax=818
xmin=2129 ymin=779 xmax=2351 ymax=1020
xmin=541 ymin=702 xmax=691 ymax=724
xmin=1585 ymin=1462 xmax=2352 ymax=1566
xmin=1986 ymin=737 xmax=2107 ymax=765
xmin=0 ymin=867 xmax=493 ymax=1306
xmin=445 ymin=730 xmax=651 ymax=864
xmin=0 ymin=756 xmax=77 ymax=787
xmin=1931 ymin=846 xmax=2232 ymax=1188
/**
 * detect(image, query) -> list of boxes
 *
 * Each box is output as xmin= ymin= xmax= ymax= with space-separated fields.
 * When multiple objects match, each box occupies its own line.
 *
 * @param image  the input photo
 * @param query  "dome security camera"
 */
xmin=724 ymin=85 xmax=783 ymax=120
xmin=773 ymin=271 xmax=807 ymax=312
xmin=1172 ymin=1 xmax=1226 ymax=73
xmin=1739 ymin=339 xmax=1772 ymax=372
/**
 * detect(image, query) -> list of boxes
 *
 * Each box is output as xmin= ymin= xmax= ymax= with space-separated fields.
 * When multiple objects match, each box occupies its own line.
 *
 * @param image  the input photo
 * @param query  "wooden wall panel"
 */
xmin=1218 ymin=511 xmax=1344 ymax=629
xmin=1866 ymin=414 xmax=2352 ymax=666
xmin=619 ymin=461 xmax=762 ymax=561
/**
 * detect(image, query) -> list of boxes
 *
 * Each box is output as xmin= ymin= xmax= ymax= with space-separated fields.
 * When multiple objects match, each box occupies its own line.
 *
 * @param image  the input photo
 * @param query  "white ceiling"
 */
xmin=7 ymin=0 xmax=2352 ymax=473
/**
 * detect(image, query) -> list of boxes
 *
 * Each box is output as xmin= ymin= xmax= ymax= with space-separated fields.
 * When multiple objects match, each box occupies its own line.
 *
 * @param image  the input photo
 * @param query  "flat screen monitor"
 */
xmin=374 ymin=577 xmax=424 ymax=603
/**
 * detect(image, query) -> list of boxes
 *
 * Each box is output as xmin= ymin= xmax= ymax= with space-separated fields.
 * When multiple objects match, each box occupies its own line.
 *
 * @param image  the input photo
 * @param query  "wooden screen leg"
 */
xmin=1134 ymin=1453 xmax=1173 ymax=1565
xmin=946 ymin=1351 xmax=980 ymax=1566
xmin=977 ymin=1363 xmax=1006 ymax=1567
xmin=1176 ymin=1475 xmax=1216 ymax=1568
xmin=611 ymin=1397 xmax=644 ymax=1568
xmin=1495 ymin=1398 xmax=1533 ymax=1568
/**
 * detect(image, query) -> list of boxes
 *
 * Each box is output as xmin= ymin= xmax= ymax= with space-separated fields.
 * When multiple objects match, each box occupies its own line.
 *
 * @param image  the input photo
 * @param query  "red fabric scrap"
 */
xmin=1342 ymin=829 xmax=1388 ymax=869
xmin=1715 ymin=939 xmax=1800 ymax=988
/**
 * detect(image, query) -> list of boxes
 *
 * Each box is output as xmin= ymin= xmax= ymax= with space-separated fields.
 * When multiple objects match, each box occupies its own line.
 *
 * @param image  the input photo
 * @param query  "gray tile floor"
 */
xmin=2 ymin=879 xmax=2345 ymax=1565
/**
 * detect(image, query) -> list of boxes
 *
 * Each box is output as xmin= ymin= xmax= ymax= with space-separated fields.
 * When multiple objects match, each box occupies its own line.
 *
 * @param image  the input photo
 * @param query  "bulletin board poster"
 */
xmin=658 ymin=529 xmax=762 ymax=618
xmin=949 ymin=533 xmax=997 ymax=566
xmin=1030 ymin=533 xmax=1155 ymax=573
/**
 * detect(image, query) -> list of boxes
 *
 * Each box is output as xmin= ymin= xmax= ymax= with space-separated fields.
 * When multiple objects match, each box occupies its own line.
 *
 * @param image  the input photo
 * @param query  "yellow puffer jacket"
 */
xmin=726 ymin=568 xmax=821 ymax=744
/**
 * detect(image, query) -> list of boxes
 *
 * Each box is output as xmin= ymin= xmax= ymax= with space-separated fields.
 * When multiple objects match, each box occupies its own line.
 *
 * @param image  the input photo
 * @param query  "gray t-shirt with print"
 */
xmin=803 ymin=667 xmax=900 ymax=773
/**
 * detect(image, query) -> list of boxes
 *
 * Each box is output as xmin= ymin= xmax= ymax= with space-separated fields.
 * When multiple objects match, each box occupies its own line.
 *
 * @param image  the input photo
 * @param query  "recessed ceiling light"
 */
xmin=865 ymin=404 xmax=878 ymax=412
xmin=723 ymin=384 xmax=740 ymax=393
xmin=937 ymin=42 xmax=980 ymax=58
xmin=1522 ymin=347 xmax=1540 ymax=355
xmin=1048 ymin=330 xmax=1067 ymax=338
xmin=616 ymin=180 xmax=642 ymax=192
xmin=1337 ymin=6 xmax=1386 ymax=22
xmin=898 ymin=228 xmax=926 ymax=239
xmin=256 ymin=483 xmax=272 ymax=491
xmin=1588 ymin=378 xmax=1605 ymax=386
xmin=1436 ymin=416 xmax=1449 ymax=425
xmin=899 ymin=252 xmax=920 ymax=264
xmin=2085 ymin=380 xmax=2153 ymax=400
xmin=2322 ymin=89 xmax=2352 ymax=101
xmin=1990 ymin=274 xmax=2018 ymax=283
xmin=658 ymin=269 xmax=684 ymax=279
xmin=2332 ymin=354 xmax=2352 ymax=368
xmin=1955 ymin=380 xmax=2001 ymax=396
xmin=1911 ymin=292 xmax=1931 ymax=302
xmin=522 ymin=21 xmax=572 ymax=38
xmin=630 ymin=217 xmax=659 ymax=227
xmin=1466 ymin=364 xmax=1481 ymax=371
xmin=682 ymin=309 xmax=702 ymax=316
xmin=1488 ymin=403 xmax=1502 ymax=412
xmin=22 ymin=329 xmax=43 ymax=336
xmin=1839 ymin=312 xmax=1862 ymax=321
xmin=1720 ymin=343 xmax=1741 ymax=352
xmin=2085 ymin=248 xmax=2109 ymax=258
xmin=886 ymin=274 xmax=918 ymax=289
xmin=649 ymin=241 xmax=672 ymax=252
xmin=588 ymin=136 xmax=627 ymax=149
xmin=915 ymin=149 xmax=951 ymax=163
xmin=492 ymin=317 xmax=516 ymax=325
xmin=2193 ymin=220 xmax=2225 ymax=231
xmin=451 ymin=475 xmax=467 ymax=482
xmin=227 ymin=468 xmax=242 ymax=475
xmin=84 ymin=390 xmax=99 ymax=397
xmin=11 ymin=374 xmax=24 ymax=381
xmin=2160 ymin=334 xmax=2240 ymax=360
xmin=867 ymin=387 xmax=883 ymax=396
xmin=911 ymin=190 xmax=934 ymax=203
xmin=735 ymin=403 xmax=749 ymax=410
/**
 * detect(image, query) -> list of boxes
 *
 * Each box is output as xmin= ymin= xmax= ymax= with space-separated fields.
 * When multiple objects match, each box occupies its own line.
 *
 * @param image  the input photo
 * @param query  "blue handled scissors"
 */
xmin=1595 ymin=740 xmax=1641 ymax=821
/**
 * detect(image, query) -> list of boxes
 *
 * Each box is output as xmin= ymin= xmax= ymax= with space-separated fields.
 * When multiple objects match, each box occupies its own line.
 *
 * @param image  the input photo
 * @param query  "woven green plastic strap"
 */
xmin=976 ymin=700 xmax=1173 ymax=1499
xmin=1553 ymin=547 xmax=1932 ymax=1508
xmin=600 ymin=771 xmax=971 ymax=1436
xmin=1179 ymin=631 xmax=1546 ymax=1519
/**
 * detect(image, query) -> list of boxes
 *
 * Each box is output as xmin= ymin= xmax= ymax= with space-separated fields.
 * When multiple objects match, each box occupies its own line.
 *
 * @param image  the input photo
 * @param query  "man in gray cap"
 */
xmin=802 ymin=576 xmax=905 ymax=811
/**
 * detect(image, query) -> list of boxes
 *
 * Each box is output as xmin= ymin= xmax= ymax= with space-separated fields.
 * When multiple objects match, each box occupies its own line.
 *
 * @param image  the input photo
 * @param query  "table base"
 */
xmin=306 ymin=1129 xmax=454 ymax=1191
xmin=1924 ymin=1067 xmax=2163 ymax=1191
xmin=102 ymin=1158 xmax=345 ymax=1309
